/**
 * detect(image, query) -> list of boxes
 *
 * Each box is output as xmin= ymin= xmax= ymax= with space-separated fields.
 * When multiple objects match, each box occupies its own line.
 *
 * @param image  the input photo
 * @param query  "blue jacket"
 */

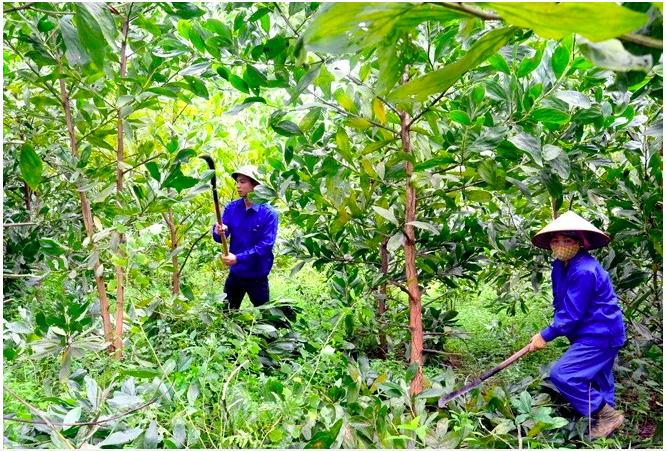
xmin=212 ymin=199 xmax=279 ymax=278
xmin=541 ymin=250 xmax=625 ymax=347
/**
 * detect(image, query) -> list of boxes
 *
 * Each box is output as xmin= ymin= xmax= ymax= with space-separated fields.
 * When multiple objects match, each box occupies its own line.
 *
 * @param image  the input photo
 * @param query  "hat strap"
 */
xmin=577 ymin=231 xmax=590 ymax=249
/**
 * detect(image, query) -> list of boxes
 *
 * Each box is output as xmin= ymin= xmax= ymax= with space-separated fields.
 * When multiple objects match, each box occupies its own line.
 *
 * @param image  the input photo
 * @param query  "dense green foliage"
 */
xmin=3 ymin=2 xmax=663 ymax=449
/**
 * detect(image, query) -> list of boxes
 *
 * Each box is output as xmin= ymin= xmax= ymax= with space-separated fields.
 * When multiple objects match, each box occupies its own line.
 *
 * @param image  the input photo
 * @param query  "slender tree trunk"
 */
xmin=551 ymin=198 xmax=559 ymax=219
xmin=164 ymin=209 xmax=180 ymax=295
xmin=400 ymin=69 xmax=423 ymax=395
xmin=113 ymin=12 xmax=131 ymax=359
xmin=378 ymin=239 xmax=388 ymax=358
xmin=54 ymin=39 xmax=113 ymax=350
xmin=23 ymin=182 xmax=31 ymax=211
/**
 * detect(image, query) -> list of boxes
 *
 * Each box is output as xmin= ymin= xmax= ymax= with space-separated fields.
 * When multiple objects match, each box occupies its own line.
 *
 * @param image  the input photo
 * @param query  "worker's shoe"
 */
xmin=590 ymin=404 xmax=624 ymax=439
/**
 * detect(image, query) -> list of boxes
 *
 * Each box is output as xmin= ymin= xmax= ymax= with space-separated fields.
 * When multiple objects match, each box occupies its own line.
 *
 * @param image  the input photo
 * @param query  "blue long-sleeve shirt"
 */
xmin=541 ymin=250 xmax=625 ymax=347
xmin=212 ymin=199 xmax=279 ymax=278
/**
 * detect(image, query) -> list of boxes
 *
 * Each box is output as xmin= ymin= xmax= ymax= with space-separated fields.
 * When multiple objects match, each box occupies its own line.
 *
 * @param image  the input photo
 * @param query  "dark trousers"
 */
xmin=224 ymin=272 xmax=270 ymax=309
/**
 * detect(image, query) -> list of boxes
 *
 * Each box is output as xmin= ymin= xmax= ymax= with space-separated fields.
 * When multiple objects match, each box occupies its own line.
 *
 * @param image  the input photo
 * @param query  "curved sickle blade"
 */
xmin=199 ymin=155 xmax=228 ymax=255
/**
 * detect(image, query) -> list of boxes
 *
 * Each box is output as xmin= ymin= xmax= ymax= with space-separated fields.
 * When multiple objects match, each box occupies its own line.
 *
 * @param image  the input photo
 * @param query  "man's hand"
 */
xmin=222 ymin=252 xmax=237 ymax=267
xmin=215 ymin=223 xmax=228 ymax=235
xmin=529 ymin=333 xmax=547 ymax=352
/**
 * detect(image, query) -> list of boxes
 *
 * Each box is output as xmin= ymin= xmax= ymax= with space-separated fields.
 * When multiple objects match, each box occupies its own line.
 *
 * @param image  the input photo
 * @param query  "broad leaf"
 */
xmin=372 ymin=206 xmax=399 ymax=226
xmin=554 ymin=90 xmax=591 ymax=109
xmin=486 ymin=2 xmax=649 ymax=42
xmin=98 ymin=428 xmax=143 ymax=447
xmin=388 ymin=27 xmax=517 ymax=102
xmin=19 ymin=144 xmax=43 ymax=190
xmin=60 ymin=17 xmax=90 ymax=66
xmin=302 ymin=3 xmax=471 ymax=54
xmin=531 ymin=108 xmax=571 ymax=124
xmin=170 ymin=2 xmax=205 ymax=19
xmin=74 ymin=3 xmax=116 ymax=68
xmin=577 ymin=37 xmax=653 ymax=72
xmin=508 ymin=132 xmax=542 ymax=165
xmin=271 ymin=121 xmax=303 ymax=137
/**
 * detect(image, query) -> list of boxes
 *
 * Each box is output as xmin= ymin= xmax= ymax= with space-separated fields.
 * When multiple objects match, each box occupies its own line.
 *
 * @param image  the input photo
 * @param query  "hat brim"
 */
xmin=232 ymin=172 xmax=260 ymax=185
xmin=531 ymin=229 xmax=611 ymax=250
xmin=531 ymin=210 xmax=611 ymax=250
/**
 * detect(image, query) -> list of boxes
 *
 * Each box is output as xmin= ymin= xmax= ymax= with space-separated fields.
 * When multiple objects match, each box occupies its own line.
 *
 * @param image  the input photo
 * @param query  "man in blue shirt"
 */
xmin=212 ymin=165 xmax=279 ymax=309
xmin=529 ymin=211 xmax=625 ymax=440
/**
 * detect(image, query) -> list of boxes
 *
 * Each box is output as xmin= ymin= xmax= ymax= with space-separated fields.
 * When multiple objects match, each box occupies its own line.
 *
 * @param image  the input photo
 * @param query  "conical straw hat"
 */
xmin=531 ymin=211 xmax=610 ymax=250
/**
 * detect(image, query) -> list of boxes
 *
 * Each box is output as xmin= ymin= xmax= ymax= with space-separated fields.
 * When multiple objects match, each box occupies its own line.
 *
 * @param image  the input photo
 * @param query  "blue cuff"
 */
xmin=540 ymin=326 xmax=559 ymax=342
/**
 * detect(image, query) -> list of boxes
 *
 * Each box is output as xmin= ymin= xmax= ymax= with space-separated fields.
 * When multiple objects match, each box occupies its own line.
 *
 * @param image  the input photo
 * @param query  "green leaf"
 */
xmin=488 ymin=53 xmax=510 ymax=74
xmin=531 ymin=108 xmax=571 ymax=124
xmin=542 ymin=144 xmax=562 ymax=161
xmin=388 ymin=27 xmax=517 ymax=102
xmin=334 ymin=88 xmax=357 ymax=113
xmin=554 ymin=90 xmax=591 ymax=109
xmin=577 ymin=37 xmax=653 ymax=72
xmin=225 ymin=97 xmax=267 ymax=115
xmin=228 ymin=74 xmax=249 ymax=93
xmin=74 ymin=3 xmax=116 ymax=68
xmin=406 ymin=362 xmax=419 ymax=382
xmin=145 ymin=162 xmax=161 ymax=181
xmin=508 ymin=133 xmax=542 ymax=165
xmin=467 ymin=189 xmax=493 ymax=202
xmin=244 ymin=65 xmax=268 ymax=88
xmin=450 ymin=110 xmax=471 ymax=125
xmin=551 ymin=45 xmax=570 ymax=78
xmin=19 ymin=144 xmax=43 ymax=190
xmin=372 ymin=206 xmax=399 ymax=226
xmin=517 ymin=46 xmax=544 ymax=77
xmin=170 ymin=2 xmax=205 ymax=19
xmin=289 ymin=65 xmax=320 ymax=104
xmin=407 ymin=221 xmax=439 ymax=234
xmin=98 ymin=428 xmax=143 ymax=447
xmin=271 ymin=121 xmax=303 ymax=137
xmin=183 ymin=75 xmax=209 ymax=99
xmin=163 ymin=166 xmax=199 ymax=192
xmin=486 ymin=2 xmax=649 ymax=41
xmin=93 ymin=184 xmax=115 ymax=203
xmin=264 ymin=35 xmax=286 ymax=58
xmin=302 ymin=3 xmax=470 ymax=54
xmin=62 ymin=406 xmax=82 ymax=430
xmin=60 ymin=17 xmax=91 ymax=66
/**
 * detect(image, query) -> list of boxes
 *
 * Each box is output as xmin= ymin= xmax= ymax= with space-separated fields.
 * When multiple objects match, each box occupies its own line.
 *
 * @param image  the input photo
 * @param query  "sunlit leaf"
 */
xmin=388 ymin=27 xmax=517 ymax=102
xmin=486 ymin=2 xmax=649 ymax=41
xmin=19 ymin=144 xmax=43 ymax=190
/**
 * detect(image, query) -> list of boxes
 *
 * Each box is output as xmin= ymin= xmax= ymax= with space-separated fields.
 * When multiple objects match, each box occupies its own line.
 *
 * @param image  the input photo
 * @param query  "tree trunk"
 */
xmin=54 ymin=42 xmax=114 ymax=350
xmin=400 ymin=70 xmax=423 ymax=396
xmin=551 ymin=198 xmax=559 ymax=219
xmin=113 ymin=12 xmax=131 ymax=359
xmin=164 ymin=209 xmax=180 ymax=295
xmin=378 ymin=239 xmax=388 ymax=358
xmin=23 ymin=182 xmax=31 ymax=211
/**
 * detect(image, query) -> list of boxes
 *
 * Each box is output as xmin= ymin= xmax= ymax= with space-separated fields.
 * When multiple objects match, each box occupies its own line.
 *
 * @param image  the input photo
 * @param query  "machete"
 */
xmin=438 ymin=344 xmax=531 ymax=407
xmin=199 ymin=155 xmax=229 ymax=256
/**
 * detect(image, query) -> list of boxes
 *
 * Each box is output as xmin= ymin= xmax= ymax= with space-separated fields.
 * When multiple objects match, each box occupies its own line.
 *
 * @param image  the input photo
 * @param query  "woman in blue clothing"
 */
xmin=212 ymin=165 xmax=279 ymax=309
xmin=529 ymin=211 xmax=625 ymax=439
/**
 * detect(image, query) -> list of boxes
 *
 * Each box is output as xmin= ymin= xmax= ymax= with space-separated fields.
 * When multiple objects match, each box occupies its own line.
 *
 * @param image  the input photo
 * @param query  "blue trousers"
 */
xmin=550 ymin=343 xmax=621 ymax=417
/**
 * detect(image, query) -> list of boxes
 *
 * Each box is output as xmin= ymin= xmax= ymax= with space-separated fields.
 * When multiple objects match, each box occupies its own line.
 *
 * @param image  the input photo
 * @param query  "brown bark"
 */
xmin=551 ymin=198 xmax=559 ymax=219
xmin=400 ymin=69 xmax=423 ymax=396
xmin=23 ymin=182 xmax=31 ymax=211
xmin=378 ymin=239 xmax=388 ymax=358
xmin=113 ymin=12 xmax=131 ymax=359
xmin=54 ymin=40 xmax=114 ymax=350
xmin=164 ymin=209 xmax=180 ymax=295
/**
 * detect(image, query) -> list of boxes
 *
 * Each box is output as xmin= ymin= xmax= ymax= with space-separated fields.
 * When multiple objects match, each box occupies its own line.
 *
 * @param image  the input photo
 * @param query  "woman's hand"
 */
xmin=529 ymin=333 xmax=547 ymax=352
